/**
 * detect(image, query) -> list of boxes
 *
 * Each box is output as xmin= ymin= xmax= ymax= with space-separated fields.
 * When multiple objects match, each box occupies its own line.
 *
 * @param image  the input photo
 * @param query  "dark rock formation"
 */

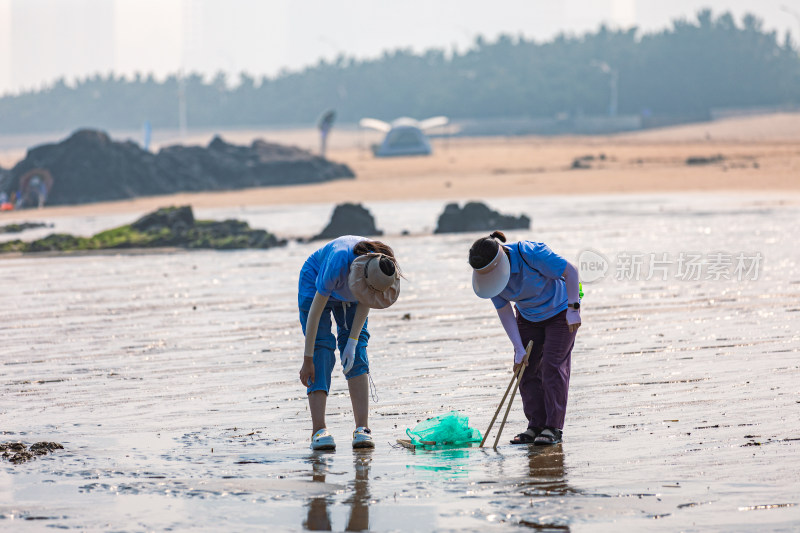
xmin=0 ymin=205 xmax=287 ymax=253
xmin=311 ymin=203 xmax=382 ymax=241
xmin=3 ymin=129 xmax=355 ymax=206
xmin=1 ymin=441 xmax=63 ymax=464
xmin=434 ymin=201 xmax=530 ymax=234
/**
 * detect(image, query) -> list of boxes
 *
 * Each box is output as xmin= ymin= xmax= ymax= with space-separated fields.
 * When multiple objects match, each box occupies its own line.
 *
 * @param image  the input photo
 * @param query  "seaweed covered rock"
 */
xmin=434 ymin=201 xmax=530 ymax=234
xmin=0 ymin=221 xmax=52 ymax=233
xmin=311 ymin=203 xmax=383 ymax=241
xmin=24 ymin=234 xmax=90 ymax=253
xmin=0 ymin=205 xmax=287 ymax=253
xmin=4 ymin=129 xmax=355 ymax=206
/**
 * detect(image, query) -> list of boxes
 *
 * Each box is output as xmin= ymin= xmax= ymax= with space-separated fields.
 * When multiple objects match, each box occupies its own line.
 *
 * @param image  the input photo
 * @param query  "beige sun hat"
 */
xmin=348 ymin=253 xmax=400 ymax=309
xmin=471 ymin=245 xmax=511 ymax=299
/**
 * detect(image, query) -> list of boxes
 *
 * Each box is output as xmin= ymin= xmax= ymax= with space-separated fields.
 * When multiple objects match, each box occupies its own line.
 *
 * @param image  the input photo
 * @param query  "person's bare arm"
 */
xmin=299 ymin=292 xmax=329 ymax=386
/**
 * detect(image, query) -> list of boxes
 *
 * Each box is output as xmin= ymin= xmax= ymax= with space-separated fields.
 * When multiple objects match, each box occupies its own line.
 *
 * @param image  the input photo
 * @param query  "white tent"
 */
xmin=359 ymin=116 xmax=448 ymax=157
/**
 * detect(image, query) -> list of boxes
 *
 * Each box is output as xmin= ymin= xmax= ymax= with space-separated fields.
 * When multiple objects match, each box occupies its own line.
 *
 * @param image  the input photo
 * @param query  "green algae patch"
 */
xmin=0 ymin=206 xmax=286 ymax=254
xmin=91 ymin=225 xmax=155 ymax=249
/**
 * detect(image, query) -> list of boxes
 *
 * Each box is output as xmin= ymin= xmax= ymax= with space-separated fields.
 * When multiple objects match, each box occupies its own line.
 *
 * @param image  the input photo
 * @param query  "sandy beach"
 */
xmin=1 ymin=116 xmax=799 ymax=531
xmin=0 ymin=113 xmax=798 ymax=223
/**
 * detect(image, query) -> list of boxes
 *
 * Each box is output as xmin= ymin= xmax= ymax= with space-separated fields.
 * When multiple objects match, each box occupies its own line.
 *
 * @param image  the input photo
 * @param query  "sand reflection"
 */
xmin=518 ymin=446 xmax=573 ymax=531
xmin=304 ymin=450 xmax=372 ymax=531
xmin=523 ymin=445 xmax=574 ymax=496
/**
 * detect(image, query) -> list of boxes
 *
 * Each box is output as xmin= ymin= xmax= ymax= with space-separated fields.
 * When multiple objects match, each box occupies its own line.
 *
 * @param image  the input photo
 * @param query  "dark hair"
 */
xmin=354 ymin=239 xmax=394 ymax=258
xmin=354 ymin=239 xmax=401 ymax=276
xmin=468 ymin=231 xmax=508 ymax=269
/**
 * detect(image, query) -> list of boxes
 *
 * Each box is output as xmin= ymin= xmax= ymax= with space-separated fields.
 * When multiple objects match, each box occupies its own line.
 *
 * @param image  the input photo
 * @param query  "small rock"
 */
xmin=571 ymin=157 xmax=592 ymax=169
xmin=311 ymin=203 xmax=382 ymax=241
xmin=434 ymin=201 xmax=530 ymax=234
xmin=686 ymin=155 xmax=724 ymax=165
xmin=1 ymin=441 xmax=63 ymax=464
xmin=29 ymin=442 xmax=64 ymax=455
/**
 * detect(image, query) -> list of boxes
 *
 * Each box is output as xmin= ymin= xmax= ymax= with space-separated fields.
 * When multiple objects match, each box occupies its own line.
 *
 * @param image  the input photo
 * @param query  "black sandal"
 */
xmin=534 ymin=427 xmax=563 ymax=445
xmin=510 ymin=428 xmax=541 ymax=445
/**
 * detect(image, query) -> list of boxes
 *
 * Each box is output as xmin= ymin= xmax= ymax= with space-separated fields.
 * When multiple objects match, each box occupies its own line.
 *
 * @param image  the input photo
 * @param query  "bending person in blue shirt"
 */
xmin=469 ymin=231 xmax=581 ymax=445
xmin=298 ymin=235 xmax=401 ymax=450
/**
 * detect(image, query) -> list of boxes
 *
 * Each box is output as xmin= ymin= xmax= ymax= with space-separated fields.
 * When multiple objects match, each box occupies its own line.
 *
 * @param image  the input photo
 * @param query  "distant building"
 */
xmin=359 ymin=116 xmax=449 ymax=157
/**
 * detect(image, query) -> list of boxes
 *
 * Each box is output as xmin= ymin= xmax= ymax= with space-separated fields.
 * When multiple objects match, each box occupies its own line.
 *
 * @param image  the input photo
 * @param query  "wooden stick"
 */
xmin=493 ymin=340 xmax=533 ymax=450
xmin=480 ymin=367 xmax=519 ymax=448
xmin=493 ymin=364 xmax=525 ymax=449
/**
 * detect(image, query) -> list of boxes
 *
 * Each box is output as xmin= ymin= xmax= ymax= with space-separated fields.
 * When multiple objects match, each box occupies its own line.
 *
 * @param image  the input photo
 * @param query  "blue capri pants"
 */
xmin=299 ymin=297 xmax=370 ymax=395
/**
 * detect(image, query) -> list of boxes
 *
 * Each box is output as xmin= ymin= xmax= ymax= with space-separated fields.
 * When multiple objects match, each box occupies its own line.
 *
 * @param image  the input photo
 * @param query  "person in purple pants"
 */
xmin=468 ymin=231 xmax=581 ymax=445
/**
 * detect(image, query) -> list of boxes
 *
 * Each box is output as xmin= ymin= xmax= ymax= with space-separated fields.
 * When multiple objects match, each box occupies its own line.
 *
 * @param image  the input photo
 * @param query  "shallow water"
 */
xmin=1 ymin=192 xmax=799 ymax=531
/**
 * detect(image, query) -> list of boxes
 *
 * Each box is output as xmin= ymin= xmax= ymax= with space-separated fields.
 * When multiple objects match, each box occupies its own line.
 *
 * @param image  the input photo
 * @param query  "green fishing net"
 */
xmin=406 ymin=410 xmax=482 ymax=447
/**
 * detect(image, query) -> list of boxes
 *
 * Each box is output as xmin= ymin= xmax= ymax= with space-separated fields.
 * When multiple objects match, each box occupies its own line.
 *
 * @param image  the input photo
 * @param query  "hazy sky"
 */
xmin=0 ymin=0 xmax=798 ymax=95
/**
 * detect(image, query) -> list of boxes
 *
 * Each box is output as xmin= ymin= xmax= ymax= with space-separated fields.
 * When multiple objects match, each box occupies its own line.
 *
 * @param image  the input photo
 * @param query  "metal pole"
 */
xmin=590 ymin=60 xmax=618 ymax=117
xmin=178 ymin=72 xmax=187 ymax=140
xmin=609 ymin=68 xmax=618 ymax=118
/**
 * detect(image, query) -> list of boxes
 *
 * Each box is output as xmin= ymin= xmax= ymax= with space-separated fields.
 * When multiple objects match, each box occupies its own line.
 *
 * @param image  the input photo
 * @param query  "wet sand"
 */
xmin=1 ymin=192 xmax=799 ymax=531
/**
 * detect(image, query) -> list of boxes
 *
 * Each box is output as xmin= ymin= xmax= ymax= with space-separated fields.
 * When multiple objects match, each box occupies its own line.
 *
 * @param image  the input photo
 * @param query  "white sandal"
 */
xmin=311 ymin=428 xmax=336 ymax=450
xmin=352 ymin=427 xmax=374 ymax=449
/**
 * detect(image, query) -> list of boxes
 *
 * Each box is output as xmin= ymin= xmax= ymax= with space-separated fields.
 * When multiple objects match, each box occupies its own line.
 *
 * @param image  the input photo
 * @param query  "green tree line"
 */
xmin=1 ymin=9 xmax=798 ymax=135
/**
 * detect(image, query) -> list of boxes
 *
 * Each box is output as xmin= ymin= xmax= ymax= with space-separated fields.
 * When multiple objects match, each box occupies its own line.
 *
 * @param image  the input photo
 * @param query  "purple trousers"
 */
xmin=516 ymin=309 xmax=576 ymax=430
